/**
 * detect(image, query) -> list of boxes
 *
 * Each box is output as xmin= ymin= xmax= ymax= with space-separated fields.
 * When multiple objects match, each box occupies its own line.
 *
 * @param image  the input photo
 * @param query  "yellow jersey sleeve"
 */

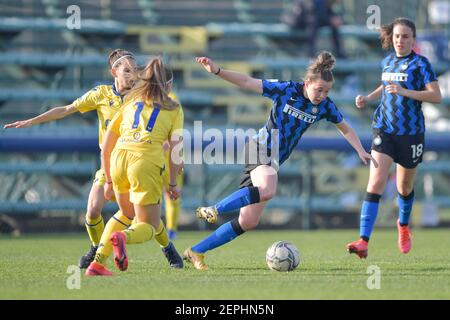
xmin=72 ymin=86 xmax=102 ymax=113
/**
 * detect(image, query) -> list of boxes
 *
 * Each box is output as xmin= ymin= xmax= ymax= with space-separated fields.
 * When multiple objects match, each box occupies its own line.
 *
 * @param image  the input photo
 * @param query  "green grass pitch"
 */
xmin=1 ymin=229 xmax=450 ymax=299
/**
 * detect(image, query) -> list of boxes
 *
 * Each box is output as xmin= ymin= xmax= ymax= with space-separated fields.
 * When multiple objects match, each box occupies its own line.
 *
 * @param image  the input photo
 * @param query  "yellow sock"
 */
xmin=123 ymin=222 xmax=155 ymax=244
xmin=95 ymin=211 xmax=132 ymax=265
xmin=165 ymin=198 xmax=180 ymax=232
xmin=85 ymin=215 xmax=104 ymax=246
xmin=154 ymin=219 xmax=170 ymax=248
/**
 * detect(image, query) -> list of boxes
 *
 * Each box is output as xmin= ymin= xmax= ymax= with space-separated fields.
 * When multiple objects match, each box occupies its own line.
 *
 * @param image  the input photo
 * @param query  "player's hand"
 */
xmin=195 ymin=57 xmax=220 ymax=74
xmin=104 ymin=182 xmax=114 ymax=201
xmin=167 ymin=184 xmax=180 ymax=200
xmin=355 ymin=95 xmax=368 ymax=109
xmin=358 ymin=151 xmax=379 ymax=168
xmin=385 ymin=81 xmax=405 ymax=95
xmin=3 ymin=119 xmax=33 ymax=129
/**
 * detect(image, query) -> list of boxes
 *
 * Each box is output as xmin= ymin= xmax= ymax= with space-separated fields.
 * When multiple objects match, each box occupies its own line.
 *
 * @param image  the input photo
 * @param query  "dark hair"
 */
xmin=128 ymin=57 xmax=178 ymax=110
xmin=380 ymin=17 xmax=416 ymax=50
xmin=108 ymin=49 xmax=135 ymax=70
xmin=304 ymin=51 xmax=336 ymax=82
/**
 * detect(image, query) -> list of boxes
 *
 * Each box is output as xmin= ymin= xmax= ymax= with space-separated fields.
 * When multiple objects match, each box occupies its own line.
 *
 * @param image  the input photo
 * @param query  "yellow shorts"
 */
xmin=111 ymin=148 xmax=164 ymax=205
xmin=93 ymin=168 xmax=106 ymax=186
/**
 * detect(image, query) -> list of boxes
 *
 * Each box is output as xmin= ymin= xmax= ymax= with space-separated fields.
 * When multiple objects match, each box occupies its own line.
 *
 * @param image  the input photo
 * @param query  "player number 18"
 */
xmin=411 ymin=144 xmax=423 ymax=159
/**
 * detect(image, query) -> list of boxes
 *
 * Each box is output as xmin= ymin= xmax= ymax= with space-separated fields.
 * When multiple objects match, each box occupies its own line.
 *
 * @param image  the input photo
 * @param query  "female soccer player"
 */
xmin=3 ymin=49 xmax=182 ymax=269
xmin=183 ymin=52 xmax=377 ymax=270
xmin=346 ymin=18 xmax=442 ymax=259
xmin=90 ymin=57 xmax=184 ymax=275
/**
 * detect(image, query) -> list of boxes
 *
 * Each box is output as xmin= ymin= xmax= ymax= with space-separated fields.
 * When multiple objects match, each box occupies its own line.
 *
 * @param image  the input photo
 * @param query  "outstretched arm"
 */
xmin=335 ymin=120 xmax=378 ymax=168
xmin=195 ymin=57 xmax=263 ymax=94
xmin=3 ymin=104 xmax=78 ymax=129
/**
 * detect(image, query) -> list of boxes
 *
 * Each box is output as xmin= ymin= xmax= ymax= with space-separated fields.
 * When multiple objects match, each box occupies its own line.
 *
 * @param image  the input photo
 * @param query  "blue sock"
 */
xmin=398 ymin=190 xmax=414 ymax=226
xmin=360 ymin=193 xmax=381 ymax=241
xmin=215 ymin=186 xmax=260 ymax=214
xmin=192 ymin=219 xmax=245 ymax=253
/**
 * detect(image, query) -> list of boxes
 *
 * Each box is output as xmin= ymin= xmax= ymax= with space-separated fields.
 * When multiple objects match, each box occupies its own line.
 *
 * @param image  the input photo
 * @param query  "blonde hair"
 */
xmin=128 ymin=57 xmax=178 ymax=110
xmin=380 ymin=17 xmax=416 ymax=50
xmin=304 ymin=51 xmax=336 ymax=83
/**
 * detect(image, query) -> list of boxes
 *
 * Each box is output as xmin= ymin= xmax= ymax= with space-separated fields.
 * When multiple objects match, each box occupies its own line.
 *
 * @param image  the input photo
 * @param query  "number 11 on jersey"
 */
xmin=132 ymin=102 xmax=160 ymax=132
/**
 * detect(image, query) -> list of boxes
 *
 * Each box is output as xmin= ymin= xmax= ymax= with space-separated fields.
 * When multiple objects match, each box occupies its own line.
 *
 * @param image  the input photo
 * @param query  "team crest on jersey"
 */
xmin=109 ymin=100 xmax=114 ymax=107
xmin=311 ymin=107 xmax=319 ymax=114
xmin=401 ymin=62 xmax=408 ymax=71
xmin=373 ymin=135 xmax=382 ymax=146
xmin=133 ymin=132 xmax=141 ymax=140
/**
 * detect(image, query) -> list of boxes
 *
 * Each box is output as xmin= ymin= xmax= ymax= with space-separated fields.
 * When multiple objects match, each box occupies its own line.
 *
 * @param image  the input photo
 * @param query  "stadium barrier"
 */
xmin=1 ymin=134 xmax=449 ymax=225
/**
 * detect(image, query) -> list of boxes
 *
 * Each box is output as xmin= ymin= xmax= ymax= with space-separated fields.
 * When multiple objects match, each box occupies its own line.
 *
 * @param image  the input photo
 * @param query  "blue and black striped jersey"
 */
xmin=374 ymin=51 xmax=437 ymax=135
xmin=257 ymin=80 xmax=343 ymax=166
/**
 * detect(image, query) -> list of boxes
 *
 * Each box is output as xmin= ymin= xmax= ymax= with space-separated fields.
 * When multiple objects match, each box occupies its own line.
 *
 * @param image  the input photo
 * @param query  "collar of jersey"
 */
xmin=111 ymin=83 xmax=125 ymax=98
xmin=394 ymin=50 xmax=416 ymax=60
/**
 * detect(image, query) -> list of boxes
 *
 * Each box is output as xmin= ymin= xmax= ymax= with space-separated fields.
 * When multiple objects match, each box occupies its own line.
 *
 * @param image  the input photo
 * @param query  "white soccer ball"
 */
xmin=266 ymin=241 xmax=300 ymax=272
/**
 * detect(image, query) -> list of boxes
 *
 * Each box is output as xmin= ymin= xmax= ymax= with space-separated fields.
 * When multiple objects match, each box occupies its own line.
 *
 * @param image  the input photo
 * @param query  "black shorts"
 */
xmin=371 ymin=128 xmax=425 ymax=169
xmin=238 ymin=139 xmax=275 ymax=189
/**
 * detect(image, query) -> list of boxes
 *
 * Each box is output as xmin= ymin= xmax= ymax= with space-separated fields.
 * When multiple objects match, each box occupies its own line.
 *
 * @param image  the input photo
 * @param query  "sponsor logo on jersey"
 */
xmin=382 ymin=72 xmax=408 ymax=82
xmin=283 ymin=104 xmax=316 ymax=124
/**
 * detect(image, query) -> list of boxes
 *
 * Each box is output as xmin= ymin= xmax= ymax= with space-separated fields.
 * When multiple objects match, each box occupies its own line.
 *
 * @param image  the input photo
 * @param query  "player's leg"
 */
xmin=116 ymin=157 xmax=183 ymax=269
xmin=104 ymin=192 xmax=137 ymax=271
xmin=82 ymin=168 xmax=130 ymax=269
xmin=395 ymin=164 xmax=417 ymax=253
xmin=142 ymin=163 xmax=183 ymax=267
xmin=347 ymin=151 xmax=393 ymax=258
xmin=196 ymin=165 xmax=276 ymax=223
xmin=185 ymin=165 xmax=276 ymax=270
xmin=79 ymin=172 xmax=106 ymax=269
xmin=86 ymin=190 xmax=135 ymax=275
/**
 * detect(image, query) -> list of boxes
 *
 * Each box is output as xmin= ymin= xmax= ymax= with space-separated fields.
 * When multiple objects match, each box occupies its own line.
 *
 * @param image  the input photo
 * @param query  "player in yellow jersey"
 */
xmin=85 ymin=57 xmax=184 ymax=275
xmin=3 ymin=49 xmax=182 ymax=269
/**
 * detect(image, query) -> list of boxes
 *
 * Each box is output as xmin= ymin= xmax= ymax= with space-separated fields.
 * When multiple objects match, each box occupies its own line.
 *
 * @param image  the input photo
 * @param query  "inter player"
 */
xmin=3 ymin=49 xmax=182 ymax=269
xmin=183 ymin=52 xmax=377 ymax=270
xmin=88 ymin=57 xmax=184 ymax=275
xmin=346 ymin=18 xmax=442 ymax=259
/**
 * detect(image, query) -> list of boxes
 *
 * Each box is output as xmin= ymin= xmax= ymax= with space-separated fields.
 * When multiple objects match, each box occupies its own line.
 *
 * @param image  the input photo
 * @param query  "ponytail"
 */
xmin=304 ymin=51 xmax=336 ymax=82
xmin=128 ymin=57 xmax=178 ymax=110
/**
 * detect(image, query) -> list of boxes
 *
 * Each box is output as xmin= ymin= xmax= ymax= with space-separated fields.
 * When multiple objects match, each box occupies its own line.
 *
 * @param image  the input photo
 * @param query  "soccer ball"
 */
xmin=266 ymin=241 xmax=300 ymax=272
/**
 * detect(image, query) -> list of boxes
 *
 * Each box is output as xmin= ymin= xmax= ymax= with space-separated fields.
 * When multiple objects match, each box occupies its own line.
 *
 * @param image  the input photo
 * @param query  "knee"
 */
xmin=258 ymin=185 xmax=276 ymax=202
xmin=367 ymin=178 xmax=387 ymax=194
xmin=86 ymin=203 xmax=103 ymax=219
xmin=238 ymin=215 xmax=260 ymax=231
xmin=397 ymin=182 xmax=414 ymax=197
